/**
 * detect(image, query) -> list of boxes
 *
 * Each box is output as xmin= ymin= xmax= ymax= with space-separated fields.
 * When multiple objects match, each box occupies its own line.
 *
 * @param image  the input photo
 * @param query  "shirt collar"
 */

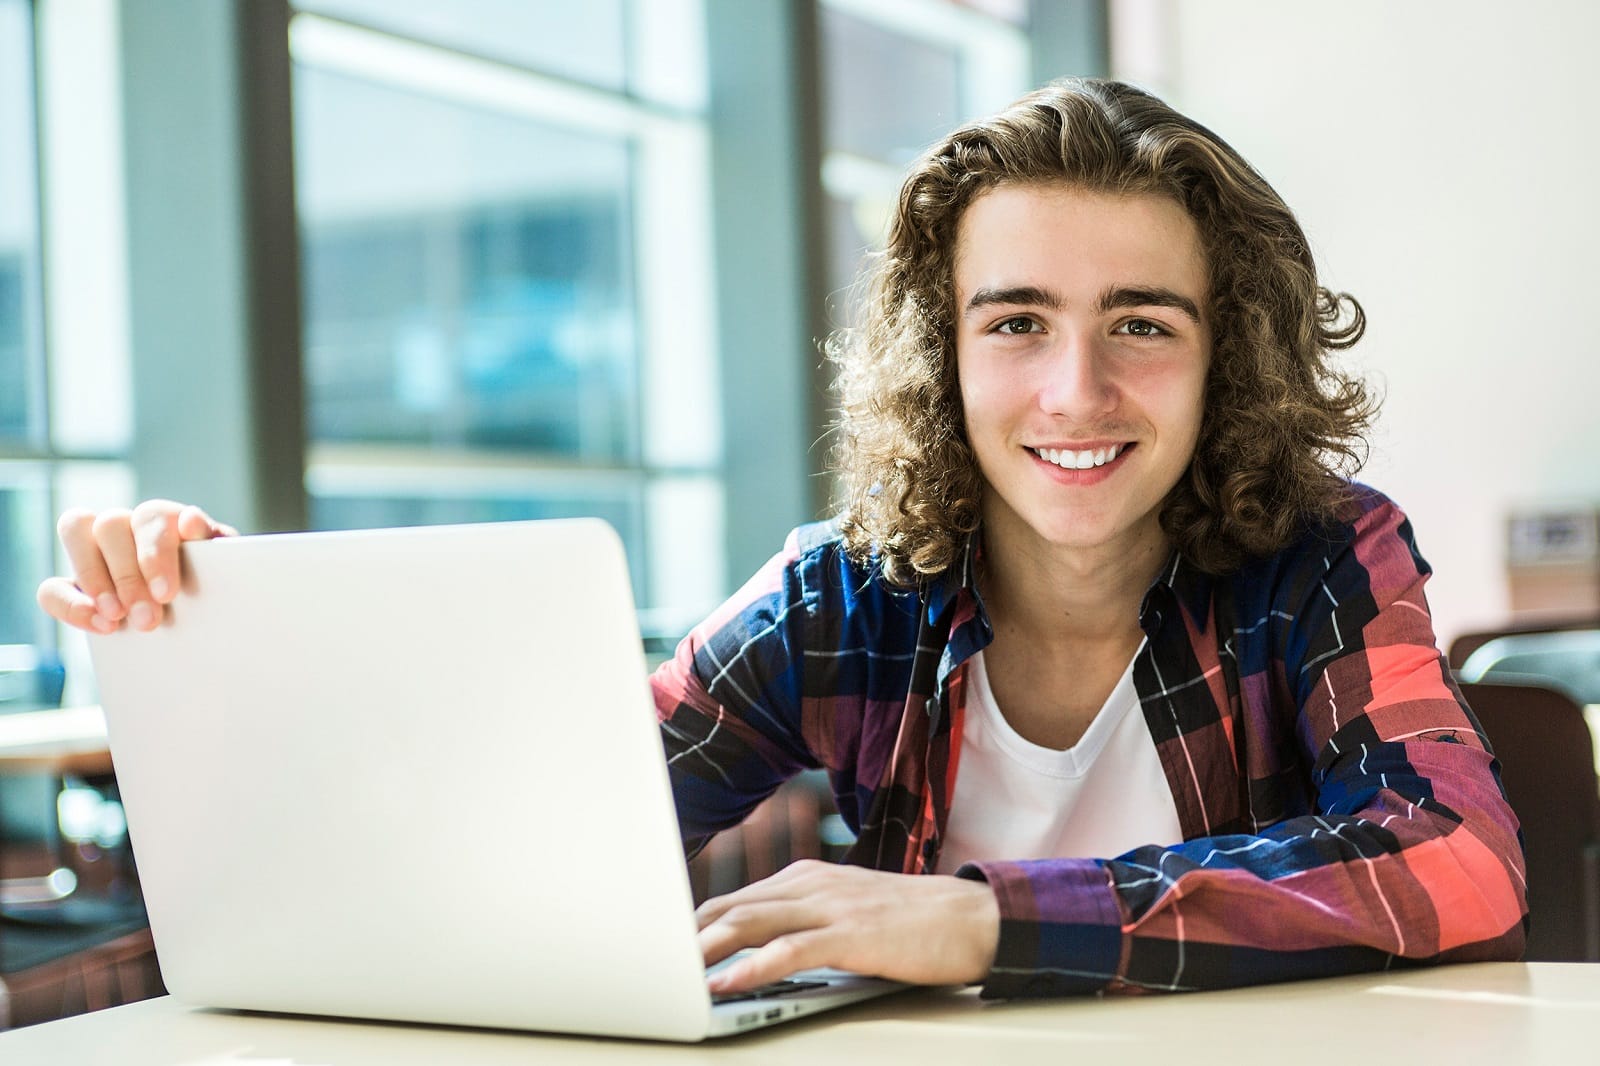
xmin=923 ymin=528 xmax=1216 ymax=636
xmin=1142 ymin=548 xmax=1215 ymax=635
xmin=922 ymin=530 xmax=978 ymax=628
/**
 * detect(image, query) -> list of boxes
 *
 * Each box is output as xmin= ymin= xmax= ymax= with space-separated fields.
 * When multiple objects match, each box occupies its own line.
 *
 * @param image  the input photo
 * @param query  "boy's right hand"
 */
xmin=36 ymin=500 xmax=238 ymax=635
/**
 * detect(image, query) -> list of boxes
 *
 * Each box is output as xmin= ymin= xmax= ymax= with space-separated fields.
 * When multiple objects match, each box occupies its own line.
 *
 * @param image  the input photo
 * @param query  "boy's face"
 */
xmin=953 ymin=183 xmax=1211 ymax=562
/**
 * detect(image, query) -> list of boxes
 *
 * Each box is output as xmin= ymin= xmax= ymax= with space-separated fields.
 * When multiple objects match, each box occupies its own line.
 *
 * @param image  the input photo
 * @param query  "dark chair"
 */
xmin=1457 ymin=680 xmax=1600 ymax=961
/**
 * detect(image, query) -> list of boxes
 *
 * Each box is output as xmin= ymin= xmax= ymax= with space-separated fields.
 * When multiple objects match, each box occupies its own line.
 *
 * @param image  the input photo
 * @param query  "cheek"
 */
xmin=1173 ymin=382 xmax=1209 ymax=455
xmin=1164 ymin=380 xmax=1207 ymax=441
xmin=958 ymin=382 xmax=1020 ymax=454
xmin=1129 ymin=357 xmax=1206 ymax=416
xmin=1174 ymin=367 xmax=1207 ymax=421
xmin=954 ymin=354 xmax=1002 ymax=429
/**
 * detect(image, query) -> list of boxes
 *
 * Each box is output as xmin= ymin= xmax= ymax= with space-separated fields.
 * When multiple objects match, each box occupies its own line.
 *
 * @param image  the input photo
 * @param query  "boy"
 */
xmin=40 ymin=80 xmax=1527 ymax=998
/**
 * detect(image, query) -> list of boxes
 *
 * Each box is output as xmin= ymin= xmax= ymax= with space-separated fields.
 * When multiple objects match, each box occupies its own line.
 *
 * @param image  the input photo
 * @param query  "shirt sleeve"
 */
xmin=651 ymin=529 xmax=819 ymax=859
xmin=957 ymin=494 xmax=1529 ymax=996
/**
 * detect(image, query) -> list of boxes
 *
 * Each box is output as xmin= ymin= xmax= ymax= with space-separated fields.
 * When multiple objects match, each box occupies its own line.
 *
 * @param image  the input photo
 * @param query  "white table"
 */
xmin=1 ymin=963 xmax=1597 ymax=1065
xmin=0 ymin=706 xmax=112 ymax=776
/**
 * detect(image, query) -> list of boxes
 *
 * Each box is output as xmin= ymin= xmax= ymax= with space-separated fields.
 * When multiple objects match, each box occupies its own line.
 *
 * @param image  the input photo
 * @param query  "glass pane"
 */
xmin=825 ymin=191 xmax=877 ymax=328
xmin=0 ymin=472 xmax=50 ymax=648
xmin=310 ymin=486 xmax=646 ymax=605
xmin=294 ymin=0 xmax=627 ymax=92
xmin=643 ymin=476 xmax=722 ymax=631
xmin=821 ymin=8 xmax=962 ymax=167
xmin=295 ymin=66 xmax=639 ymax=460
xmin=0 ymin=254 xmax=26 ymax=438
xmin=0 ymin=0 xmax=41 ymax=445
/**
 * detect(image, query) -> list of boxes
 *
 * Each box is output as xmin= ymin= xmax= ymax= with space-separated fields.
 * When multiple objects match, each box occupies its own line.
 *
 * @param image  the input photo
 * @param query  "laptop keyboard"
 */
xmin=710 ymin=978 xmax=832 ymax=1005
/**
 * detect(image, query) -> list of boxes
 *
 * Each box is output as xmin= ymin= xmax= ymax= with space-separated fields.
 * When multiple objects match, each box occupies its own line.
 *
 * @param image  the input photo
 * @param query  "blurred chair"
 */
xmin=1448 ymin=617 xmax=1599 ymax=671
xmin=1458 ymin=629 xmax=1600 ymax=705
xmin=687 ymin=771 xmax=853 ymax=905
xmin=2 ymin=647 xmax=158 ymax=1029
xmin=1457 ymin=680 xmax=1600 ymax=961
xmin=1 ymin=645 xmax=70 ymax=907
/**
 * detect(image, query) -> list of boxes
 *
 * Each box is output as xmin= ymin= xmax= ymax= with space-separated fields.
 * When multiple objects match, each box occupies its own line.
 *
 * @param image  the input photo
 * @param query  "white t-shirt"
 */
xmin=934 ymin=644 xmax=1184 ymax=872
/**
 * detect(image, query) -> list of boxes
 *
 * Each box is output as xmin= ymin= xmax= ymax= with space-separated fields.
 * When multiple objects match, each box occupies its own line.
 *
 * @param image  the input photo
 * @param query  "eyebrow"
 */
xmin=1099 ymin=285 xmax=1203 ymax=325
xmin=963 ymin=285 xmax=1063 ymax=317
xmin=962 ymin=283 xmax=1203 ymax=325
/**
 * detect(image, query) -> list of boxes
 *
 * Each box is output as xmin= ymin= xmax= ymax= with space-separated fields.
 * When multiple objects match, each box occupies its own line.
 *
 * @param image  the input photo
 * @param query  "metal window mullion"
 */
xmin=21 ymin=0 xmax=51 ymax=459
xmin=289 ymin=13 xmax=700 ymax=137
xmin=622 ymin=132 xmax=652 ymax=600
xmin=705 ymin=0 xmax=826 ymax=591
xmin=236 ymin=0 xmax=308 ymax=533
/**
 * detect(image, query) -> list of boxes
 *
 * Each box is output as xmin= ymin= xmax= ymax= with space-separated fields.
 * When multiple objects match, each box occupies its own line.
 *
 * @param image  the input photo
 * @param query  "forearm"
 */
xmin=651 ymin=580 xmax=818 ymax=853
xmin=959 ymin=738 xmax=1526 ymax=997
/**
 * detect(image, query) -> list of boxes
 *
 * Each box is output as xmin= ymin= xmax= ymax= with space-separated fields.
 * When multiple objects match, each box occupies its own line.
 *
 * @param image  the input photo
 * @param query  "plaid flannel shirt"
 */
xmin=653 ymin=484 xmax=1528 ymax=996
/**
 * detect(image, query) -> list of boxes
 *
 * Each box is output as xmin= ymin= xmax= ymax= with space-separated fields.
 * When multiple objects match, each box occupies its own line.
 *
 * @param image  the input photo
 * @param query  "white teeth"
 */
xmin=1033 ymin=443 xmax=1123 ymax=469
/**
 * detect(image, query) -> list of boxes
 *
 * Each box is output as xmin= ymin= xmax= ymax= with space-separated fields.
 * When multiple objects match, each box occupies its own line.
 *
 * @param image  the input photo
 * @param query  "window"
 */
xmin=818 ymin=0 xmax=1030 ymax=325
xmin=0 ymin=0 xmax=51 ymax=651
xmin=9 ymin=0 xmax=143 ymax=699
xmin=13 ymin=1 xmax=1098 ymax=690
xmin=290 ymin=2 xmax=720 ymax=624
xmin=0 ymin=0 xmax=39 ymax=449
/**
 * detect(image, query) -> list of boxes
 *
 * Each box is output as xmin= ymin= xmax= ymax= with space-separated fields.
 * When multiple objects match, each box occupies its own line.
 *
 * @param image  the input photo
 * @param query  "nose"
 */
xmin=1036 ymin=329 xmax=1117 ymax=420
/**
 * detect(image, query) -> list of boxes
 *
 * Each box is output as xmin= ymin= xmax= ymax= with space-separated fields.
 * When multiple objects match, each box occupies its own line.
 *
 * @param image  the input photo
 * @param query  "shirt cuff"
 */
xmin=955 ymin=858 xmax=1124 ymax=998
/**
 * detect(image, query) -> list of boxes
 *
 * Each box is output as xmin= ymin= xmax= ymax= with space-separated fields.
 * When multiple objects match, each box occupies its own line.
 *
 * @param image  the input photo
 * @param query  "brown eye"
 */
xmin=1117 ymin=318 xmax=1166 ymax=337
xmin=996 ymin=316 xmax=1038 ymax=335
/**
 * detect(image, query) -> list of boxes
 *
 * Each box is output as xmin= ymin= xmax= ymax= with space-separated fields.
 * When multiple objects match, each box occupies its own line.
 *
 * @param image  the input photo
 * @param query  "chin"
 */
xmin=1032 ymin=517 xmax=1123 ymax=550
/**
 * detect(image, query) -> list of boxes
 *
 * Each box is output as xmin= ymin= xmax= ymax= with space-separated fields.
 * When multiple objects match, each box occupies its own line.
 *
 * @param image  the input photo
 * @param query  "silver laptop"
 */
xmin=87 ymin=519 xmax=900 ymax=1041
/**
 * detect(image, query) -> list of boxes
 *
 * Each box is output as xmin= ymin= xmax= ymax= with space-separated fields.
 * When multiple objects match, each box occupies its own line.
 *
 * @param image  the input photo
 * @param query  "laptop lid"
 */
xmin=89 ymin=519 xmax=722 ymax=1040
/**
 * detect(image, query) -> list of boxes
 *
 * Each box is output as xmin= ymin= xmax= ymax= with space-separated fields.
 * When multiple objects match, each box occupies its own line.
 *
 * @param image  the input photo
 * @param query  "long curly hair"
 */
xmin=829 ymin=78 xmax=1375 ymax=585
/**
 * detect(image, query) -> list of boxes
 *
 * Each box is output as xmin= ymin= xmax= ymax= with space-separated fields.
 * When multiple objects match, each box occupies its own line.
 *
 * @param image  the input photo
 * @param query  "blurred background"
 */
xmin=2 ymin=0 xmax=1598 ymax=701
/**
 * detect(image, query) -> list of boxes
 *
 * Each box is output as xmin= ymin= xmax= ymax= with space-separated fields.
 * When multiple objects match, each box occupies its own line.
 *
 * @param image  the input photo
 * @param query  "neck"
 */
xmin=977 ymin=514 xmax=1171 ymax=647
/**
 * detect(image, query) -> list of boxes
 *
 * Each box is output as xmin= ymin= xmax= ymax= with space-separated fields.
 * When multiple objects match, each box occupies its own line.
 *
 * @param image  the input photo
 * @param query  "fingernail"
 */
xmin=149 ymin=576 xmax=170 ymax=601
xmin=129 ymin=602 xmax=155 ymax=630
xmin=97 ymin=593 xmax=123 ymax=619
xmin=91 ymin=614 xmax=117 ymax=634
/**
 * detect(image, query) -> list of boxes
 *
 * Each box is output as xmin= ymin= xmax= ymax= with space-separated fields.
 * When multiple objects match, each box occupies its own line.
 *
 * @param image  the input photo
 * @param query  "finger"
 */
xmin=57 ymin=509 xmax=124 ymax=622
xmin=694 ymin=859 xmax=827 ymax=929
xmin=92 ymin=509 xmax=161 ymax=630
xmin=697 ymin=881 xmax=798 ymax=930
xmin=131 ymin=501 xmax=187 ymax=604
xmin=698 ymin=899 xmax=822 ymax=968
xmin=37 ymin=576 xmax=119 ymax=634
xmin=175 ymin=504 xmax=237 ymax=542
xmin=707 ymin=929 xmax=834 ymax=993
xmin=695 ymin=893 xmax=739 ymax=930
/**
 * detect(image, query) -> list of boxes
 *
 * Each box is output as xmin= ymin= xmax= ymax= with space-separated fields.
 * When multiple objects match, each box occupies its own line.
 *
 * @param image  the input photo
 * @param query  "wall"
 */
xmin=1120 ymin=0 xmax=1600 ymax=642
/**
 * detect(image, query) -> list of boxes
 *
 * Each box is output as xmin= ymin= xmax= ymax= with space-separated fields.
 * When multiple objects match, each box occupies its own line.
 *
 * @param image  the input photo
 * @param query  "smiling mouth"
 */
xmin=1028 ymin=443 xmax=1134 ymax=470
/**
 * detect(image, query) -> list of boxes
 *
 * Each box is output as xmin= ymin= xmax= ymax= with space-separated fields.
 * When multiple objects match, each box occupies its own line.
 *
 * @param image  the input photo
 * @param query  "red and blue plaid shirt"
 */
xmin=653 ymin=485 xmax=1528 ymax=996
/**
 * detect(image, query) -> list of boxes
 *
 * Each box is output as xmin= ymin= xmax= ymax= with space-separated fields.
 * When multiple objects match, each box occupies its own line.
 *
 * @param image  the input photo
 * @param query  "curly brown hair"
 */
xmin=829 ymin=78 xmax=1375 ymax=585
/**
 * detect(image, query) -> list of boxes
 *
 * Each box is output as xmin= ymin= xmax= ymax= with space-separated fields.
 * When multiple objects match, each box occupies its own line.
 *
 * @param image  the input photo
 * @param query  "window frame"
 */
xmin=286 ymin=4 xmax=723 ymax=618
